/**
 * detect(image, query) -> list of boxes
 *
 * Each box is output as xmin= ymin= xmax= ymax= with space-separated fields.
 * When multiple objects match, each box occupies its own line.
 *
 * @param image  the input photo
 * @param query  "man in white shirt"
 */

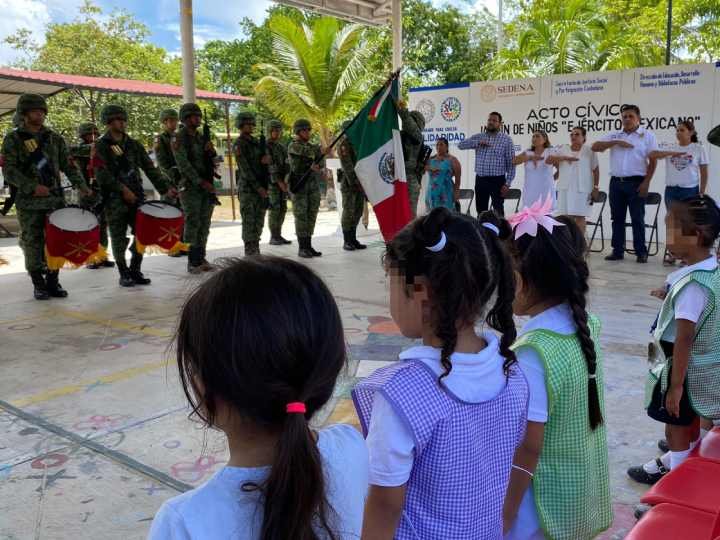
xmin=592 ymin=105 xmax=658 ymax=263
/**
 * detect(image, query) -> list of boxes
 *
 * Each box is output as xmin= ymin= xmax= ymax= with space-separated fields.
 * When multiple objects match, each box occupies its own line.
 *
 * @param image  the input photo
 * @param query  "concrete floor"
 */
xmin=1 ymin=210 xmax=673 ymax=539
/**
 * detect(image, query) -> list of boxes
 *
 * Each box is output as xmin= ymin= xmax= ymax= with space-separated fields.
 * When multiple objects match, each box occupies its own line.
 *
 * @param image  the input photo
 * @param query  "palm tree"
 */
xmin=254 ymin=15 xmax=370 ymax=147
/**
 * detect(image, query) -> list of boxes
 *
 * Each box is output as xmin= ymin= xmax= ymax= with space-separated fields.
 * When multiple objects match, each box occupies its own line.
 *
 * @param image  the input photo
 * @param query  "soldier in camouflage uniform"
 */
xmin=173 ymin=103 xmax=216 ymax=273
xmin=0 ymin=112 xmax=22 ymax=216
xmin=1 ymin=94 xmax=89 ymax=300
xmin=338 ymin=120 xmax=367 ymax=252
xmin=94 ymin=104 xmax=176 ymax=287
xmin=398 ymin=102 xmax=426 ymax=217
xmin=153 ymin=108 xmax=186 ymax=258
xmin=266 ymin=119 xmax=292 ymax=245
xmin=288 ymin=119 xmax=325 ymax=258
xmin=70 ymin=122 xmax=115 ymax=269
xmin=233 ymin=112 xmax=270 ymax=256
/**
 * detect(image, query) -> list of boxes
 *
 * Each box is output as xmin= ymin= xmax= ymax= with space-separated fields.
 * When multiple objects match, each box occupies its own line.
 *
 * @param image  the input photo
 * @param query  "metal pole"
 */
xmin=665 ymin=0 xmax=672 ymax=65
xmin=497 ymin=0 xmax=504 ymax=52
xmin=391 ymin=0 xmax=402 ymax=73
xmin=224 ymin=101 xmax=236 ymax=221
xmin=179 ymin=0 xmax=196 ymax=103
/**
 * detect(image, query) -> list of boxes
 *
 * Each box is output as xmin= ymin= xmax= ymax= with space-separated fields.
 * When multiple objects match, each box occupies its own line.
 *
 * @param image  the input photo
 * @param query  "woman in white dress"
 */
xmin=546 ymin=127 xmax=600 ymax=234
xmin=513 ymin=131 xmax=557 ymax=209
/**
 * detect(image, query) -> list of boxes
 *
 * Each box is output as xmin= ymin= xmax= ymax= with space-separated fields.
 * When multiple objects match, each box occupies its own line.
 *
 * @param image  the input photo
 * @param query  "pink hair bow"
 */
xmin=507 ymin=195 xmax=564 ymax=240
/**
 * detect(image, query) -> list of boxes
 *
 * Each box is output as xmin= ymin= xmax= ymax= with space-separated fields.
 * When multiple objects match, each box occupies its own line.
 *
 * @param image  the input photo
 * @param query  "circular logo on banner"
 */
xmin=416 ymin=99 xmax=436 ymax=124
xmin=378 ymin=152 xmax=396 ymax=184
xmin=440 ymin=97 xmax=462 ymax=122
xmin=481 ymin=84 xmax=497 ymax=102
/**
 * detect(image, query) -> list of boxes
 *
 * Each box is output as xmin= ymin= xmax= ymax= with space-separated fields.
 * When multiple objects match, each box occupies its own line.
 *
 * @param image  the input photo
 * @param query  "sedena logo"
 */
xmin=416 ymin=99 xmax=436 ymax=124
xmin=378 ymin=152 xmax=396 ymax=184
xmin=480 ymin=84 xmax=497 ymax=102
xmin=440 ymin=97 xmax=462 ymax=122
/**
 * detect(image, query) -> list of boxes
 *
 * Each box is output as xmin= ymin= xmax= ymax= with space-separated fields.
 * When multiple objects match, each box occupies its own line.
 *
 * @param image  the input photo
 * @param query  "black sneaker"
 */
xmin=627 ymin=458 xmax=669 ymax=485
xmin=605 ymin=253 xmax=624 ymax=261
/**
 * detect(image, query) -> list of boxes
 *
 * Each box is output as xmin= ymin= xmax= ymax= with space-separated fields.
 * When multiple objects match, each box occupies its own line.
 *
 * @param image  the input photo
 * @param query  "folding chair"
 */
xmin=625 ymin=192 xmax=662 ymax=257
xmin=457 ymin=189 xmax=474 ymax=215
xmin=587 ymin=191 xmax=607 ymax=253
xmin=505 ymin=188 xmax=522 ymax=213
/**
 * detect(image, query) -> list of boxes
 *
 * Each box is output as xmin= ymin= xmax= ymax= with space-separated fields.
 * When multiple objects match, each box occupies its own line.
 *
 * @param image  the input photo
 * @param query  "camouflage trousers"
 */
xmin=105 ymin=199 xmax=139 ymax=264
xmin=341 ymin=187 xmax=365 ymax=231
xmin=17 ymin=208 xmax=50 ymax=272
xmin=407 ymin=173 xmax=421 ymax=218
xmin=268 ymin=184 xmax=288 ymax=236
xmin=239 ymin=191 xmax=267 ymax=244
xmin=181 ymin=188 xmax=214 ymax=251
xmin=292 ymin=183 xmax=321 ymax=238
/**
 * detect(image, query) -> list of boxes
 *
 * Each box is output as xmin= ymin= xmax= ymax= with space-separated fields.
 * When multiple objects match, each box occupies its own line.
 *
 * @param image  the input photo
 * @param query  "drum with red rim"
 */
xmin=135 ymin=201 xmax=186 ymax=254
xmin=45 ymin=207 xmax=101 ymax=269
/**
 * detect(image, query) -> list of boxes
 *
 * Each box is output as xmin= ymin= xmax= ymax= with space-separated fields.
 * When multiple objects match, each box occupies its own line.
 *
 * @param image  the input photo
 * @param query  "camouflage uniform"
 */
xmin=400 ymin=108 xmax=426 ymax=217
xmin=0 ymin=113 xmax=22 ymax=216
xmin=94 ymin=104 xmax=170 ymax=287
xmin=1 ymin=94 xmax=87 ymax=299
xmin=233 ymin=112 xmax=269 ymax=256
xmin=154 ymin=110 xmax=181 ymax=199
xmin=266 ymin=120 xmax=291 ymax=244
xmin=338 ymin=126 xmax=366 ymax=251
xmin=173 ymin=103 xmax=216 ymax=271
xmin=288 ymin=119 xmax=324 ymax=257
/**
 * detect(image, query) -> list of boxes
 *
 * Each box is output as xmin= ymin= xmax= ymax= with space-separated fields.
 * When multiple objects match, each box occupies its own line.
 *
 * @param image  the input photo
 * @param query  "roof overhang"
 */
xmin=274 ymin=0 xmax=392 ymax=26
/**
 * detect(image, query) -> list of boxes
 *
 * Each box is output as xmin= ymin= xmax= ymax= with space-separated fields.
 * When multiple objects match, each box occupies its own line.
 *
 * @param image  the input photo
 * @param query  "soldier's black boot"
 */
xmin=117 ymin=261 xmax=135 ymax=287
xmin=279 ymin=235 xmax=292 ymax=245
xmin=187 ymin=246 xmax=204 ymax=274
xmin=244 ymin=242 xmax=260 ymax=257
xmin=129 ymin=253 xmax=151 ymax=285
xmin=308 ymin=237 xmax=322 ymax=257
xmin=343 ymin=230 xmax=356 ymax=251
xmin=45 ymin=270 xmax=68 ymax=298
xmin=30 ymin=271 xmax=49 ymax=300
xmin=269 ymin=229 xmax=285 ymax=246
xmin=298 ymin=237 xmax=313 ymax=259
xmin=199 ymin=246 xmax=214 ymax=271
xmin=351 ymin=230 xmax=367 ymax=250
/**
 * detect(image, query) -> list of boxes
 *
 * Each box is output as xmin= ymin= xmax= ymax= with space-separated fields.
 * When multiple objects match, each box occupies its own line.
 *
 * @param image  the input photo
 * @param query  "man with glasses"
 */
xmin=592 ymin=104 xmax=658 ymax=263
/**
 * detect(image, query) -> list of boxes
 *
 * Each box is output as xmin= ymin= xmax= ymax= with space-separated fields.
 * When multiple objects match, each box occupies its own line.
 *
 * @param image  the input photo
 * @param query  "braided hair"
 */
xmin=511 ymin=215 xmax=603 ymax=430
xmin=384 ymin=207 xmax=517 ymax=381
xmin=670 ymin=194 xmax=720 ymax=248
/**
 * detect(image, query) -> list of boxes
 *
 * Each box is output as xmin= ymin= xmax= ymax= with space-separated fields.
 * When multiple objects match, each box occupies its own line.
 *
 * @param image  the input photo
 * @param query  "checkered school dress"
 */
xmin=647 ymin=268 xmax=720 ymax=419
xmin=352 ymin=359 xmax=529 ymax=539
xmin=511 ymin=315 xmax=612 ymax=540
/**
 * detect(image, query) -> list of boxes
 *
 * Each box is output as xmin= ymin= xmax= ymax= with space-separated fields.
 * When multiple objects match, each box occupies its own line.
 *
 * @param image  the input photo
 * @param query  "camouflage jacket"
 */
xmin=339 ymin=137 xmax=360 ymax=190
xmin=399 ymin=108 xmax=423 ymax=170
xmin=233 ymin=135 xmax=269 ymax=193
xmin=288 ymin=139 xmax=324 ymax=189
xmin=94 ymin=132 xmax=168 ymax=201
xmin=154 ymin=130 xmax=180 ymax=186
xmin=267 ymin=140 xmax=289 ymax=185
xmin=173 ymin=126 xmax=209 ymax=189
xmin=1 ymin=126 xmax=86 ymax=210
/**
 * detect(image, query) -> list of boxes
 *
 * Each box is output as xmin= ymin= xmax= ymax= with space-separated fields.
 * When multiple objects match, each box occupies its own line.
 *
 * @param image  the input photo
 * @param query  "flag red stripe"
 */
xmin=372 ymin=180 xmax=412 ymax=242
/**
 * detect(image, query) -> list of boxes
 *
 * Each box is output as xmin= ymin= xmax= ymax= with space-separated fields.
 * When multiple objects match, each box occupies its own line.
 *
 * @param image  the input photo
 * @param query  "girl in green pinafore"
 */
xmin=503 ymin=208 xmax=612 ymax=540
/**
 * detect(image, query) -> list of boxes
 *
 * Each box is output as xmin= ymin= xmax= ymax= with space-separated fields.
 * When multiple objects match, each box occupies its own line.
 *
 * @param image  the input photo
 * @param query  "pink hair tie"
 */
xmin=286 ymin=402 xmax=306 ymax=414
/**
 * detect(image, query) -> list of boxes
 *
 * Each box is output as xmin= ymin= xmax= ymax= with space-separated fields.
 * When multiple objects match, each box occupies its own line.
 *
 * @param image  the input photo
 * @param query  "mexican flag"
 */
xmin=345 ymin=78 xmax=411 ymax=242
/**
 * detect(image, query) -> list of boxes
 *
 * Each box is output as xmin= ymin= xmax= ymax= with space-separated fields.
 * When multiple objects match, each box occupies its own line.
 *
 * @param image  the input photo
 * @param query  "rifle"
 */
xmin=201 ymin=109 xmax=222 ymax=206
xmin=258 ymin=120 xmax=273 ymax=210
xmin=289 ymin=68 xmax=402 ymax=194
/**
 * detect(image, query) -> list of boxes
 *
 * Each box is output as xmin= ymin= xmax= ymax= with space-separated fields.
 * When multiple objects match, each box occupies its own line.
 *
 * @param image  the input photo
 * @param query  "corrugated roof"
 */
xmin=0 ymin=67 xmax=251 ymax=116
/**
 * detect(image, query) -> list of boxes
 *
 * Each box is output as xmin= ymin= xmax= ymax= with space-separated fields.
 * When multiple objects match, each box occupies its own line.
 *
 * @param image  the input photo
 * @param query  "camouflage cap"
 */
xmin=267 ymin=119 xmax=283 ymax=133
xmin=410 ymin=110 xmax=426 ymax=130
xmin=77 ymin=122 xmax=98 ymax=137
xmin=293 ymin=118 xmax=312 ymax=134
xmin=179 ymin=103 xmax=202 ymax=121
xmin=234 ymin=111 xmax=256 ymax=128
xmin=17 ymin=93 xmax=48 ymax=115
xmin=709 ymin=124 xmax=720 ymax=148
xmin=100 ymin=104 xmax=128 ymax=125
xmin=160 ymin=109 xmax=179 ymax=122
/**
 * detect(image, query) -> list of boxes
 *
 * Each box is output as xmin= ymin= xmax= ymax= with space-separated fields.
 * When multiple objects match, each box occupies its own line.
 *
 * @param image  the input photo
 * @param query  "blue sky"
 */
xmin=0 ymin=0 xmax=498 ymax=64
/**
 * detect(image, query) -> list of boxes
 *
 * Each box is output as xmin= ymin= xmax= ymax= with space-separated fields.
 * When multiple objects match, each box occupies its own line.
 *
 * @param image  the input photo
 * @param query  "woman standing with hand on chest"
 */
xmin=514 ymin=131 xmax=557 ymax=209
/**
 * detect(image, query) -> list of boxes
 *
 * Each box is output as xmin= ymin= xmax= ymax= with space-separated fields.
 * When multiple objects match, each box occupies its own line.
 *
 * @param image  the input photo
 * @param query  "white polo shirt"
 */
xmin=601 ymin=126 xmax=658 ymax=178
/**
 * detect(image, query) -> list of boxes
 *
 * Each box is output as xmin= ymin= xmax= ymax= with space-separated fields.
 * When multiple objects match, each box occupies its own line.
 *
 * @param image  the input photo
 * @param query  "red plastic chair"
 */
xmin=690 ymin=427 xmax=720 ymax=464
xmin=625 ymin=503 xmax=719 ymax=540
xmin=641 ymin=458 xmax=720 ymax=513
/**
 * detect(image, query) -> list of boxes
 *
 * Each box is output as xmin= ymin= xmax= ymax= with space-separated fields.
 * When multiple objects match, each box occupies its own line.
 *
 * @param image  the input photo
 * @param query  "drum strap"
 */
xmin=16 ymin=130 xmax=58 ymax=189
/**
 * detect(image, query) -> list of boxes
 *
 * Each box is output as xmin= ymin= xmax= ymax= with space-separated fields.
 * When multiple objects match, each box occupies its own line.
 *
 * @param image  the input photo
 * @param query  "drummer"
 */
xmin=70 ymin=122 xmax=115 ymax=269
xmin=0 ymin=94 xmax=90 ymax=300
xmin=93 ymin=104 xmax=178 ymax=287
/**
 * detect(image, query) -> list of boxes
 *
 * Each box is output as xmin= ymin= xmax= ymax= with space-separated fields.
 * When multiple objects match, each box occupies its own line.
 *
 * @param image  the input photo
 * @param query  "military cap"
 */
xmin=267 ymin=119 xmax=283 ymax=133
xmin=160 ymin=109 xmax=179 ymax=122
xmin=410 ymin=110 xmax=426 ymax=130
xmin=17 ymin=94 xmax=48 ymax=115
xmin=100 ymin=104 xmax=128 ymax=125
xmin=293 ymin=118 xmax=312 ymax=134
xmin=709 ymin=124 xmax=720 ymax=148
xmin=77 ymin=122 xmax=98 ymax=137
xmin=234 ymin=111 xmax=256 ymax=128
xmin=179 ymin=103 xmax=202 ymax=121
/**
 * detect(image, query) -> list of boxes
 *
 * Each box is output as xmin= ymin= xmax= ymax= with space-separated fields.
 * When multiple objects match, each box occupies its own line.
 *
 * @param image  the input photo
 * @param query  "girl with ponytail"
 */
xmin=150 ymin=257 xmax=368 ymax=540
xmin=353 ymin=207 xmax=529 ymax=539
xmin=503 ymin=198 xmax=612 ymax=539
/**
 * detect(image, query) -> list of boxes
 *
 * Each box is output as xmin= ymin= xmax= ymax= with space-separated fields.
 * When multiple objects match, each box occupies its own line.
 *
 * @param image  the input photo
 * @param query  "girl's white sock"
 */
xmin=642 ymin=452 xmax=670 ymax=474
xmin=669 ymin=448 xmax=691 ymax=470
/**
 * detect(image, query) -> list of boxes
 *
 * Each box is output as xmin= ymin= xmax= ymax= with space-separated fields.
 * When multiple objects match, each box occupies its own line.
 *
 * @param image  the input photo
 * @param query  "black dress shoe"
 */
xmin=627 ymin=458 xmax=668 ymax=485
xmin=637 ymin=255 xmax=648 ymax=263
xmin=605 ymin=253 xmax=624 ymax=261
